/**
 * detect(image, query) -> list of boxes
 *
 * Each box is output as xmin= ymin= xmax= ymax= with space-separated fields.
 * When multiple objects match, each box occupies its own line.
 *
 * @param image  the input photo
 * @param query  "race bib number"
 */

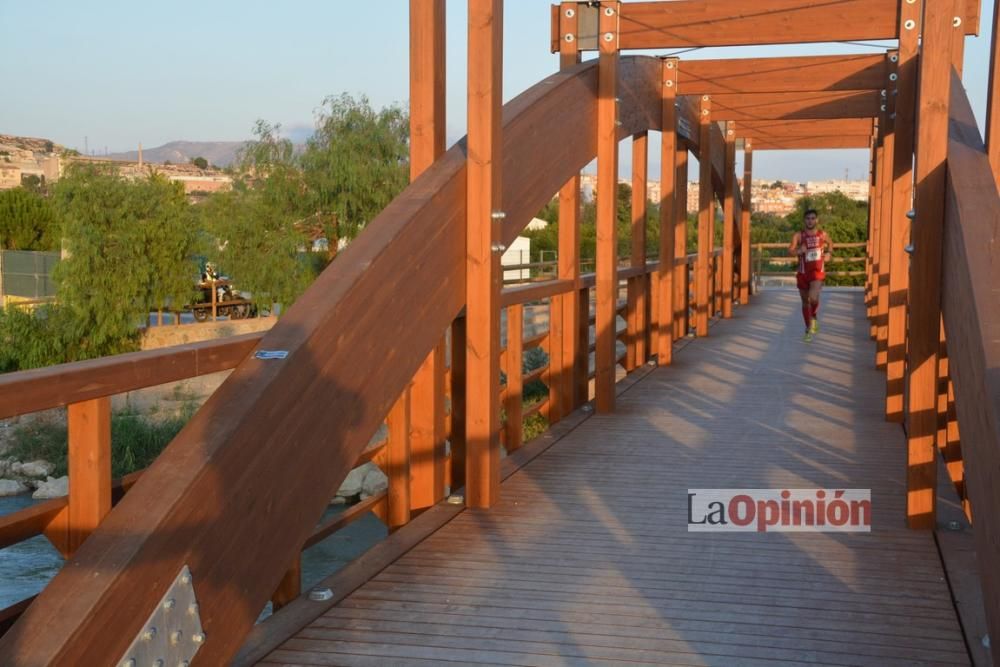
xmin=805 ymin=248 xmax=823 ymax=262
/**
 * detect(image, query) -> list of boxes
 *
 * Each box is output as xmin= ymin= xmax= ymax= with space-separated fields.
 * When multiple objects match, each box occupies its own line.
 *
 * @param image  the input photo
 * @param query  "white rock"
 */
xmin=32 ymin=476 xmax=68 ymax=499
xmin=9 ymin=461 xmax=23 ymax=475
xmin=360 ymin=466 xmax=388 ymax=499
xmin=329 ymin=495 xmax=347 ymax=506
xmin=18 ymin=460 xmax=53 ymax=478
xmin=0 ymin=479 xmax=29 ymax=497
xmin=336 ymin=463 xmax=373 ymax=498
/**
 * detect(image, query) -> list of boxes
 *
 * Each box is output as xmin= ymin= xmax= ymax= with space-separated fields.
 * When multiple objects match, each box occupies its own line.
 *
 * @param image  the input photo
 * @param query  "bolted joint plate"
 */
xmin=118 ymin=565 xmax=205 ymax=667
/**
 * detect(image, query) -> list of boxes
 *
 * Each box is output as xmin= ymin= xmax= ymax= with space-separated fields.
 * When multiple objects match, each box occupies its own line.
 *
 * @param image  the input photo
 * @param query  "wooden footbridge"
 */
xmin=1 ymin=1 xmax=999 ymax=665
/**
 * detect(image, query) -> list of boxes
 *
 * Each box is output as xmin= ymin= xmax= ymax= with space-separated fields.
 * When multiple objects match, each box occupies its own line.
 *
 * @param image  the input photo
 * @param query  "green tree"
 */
xmin=52 ymin=165 xmax=198 ymax=357
xmin=191 ymin=156 xmax=209 ymax=169
xmin=300 ymin=94 xmax=410 ymax=247
xmin=0 ymin=187 xmax=59 ymax=250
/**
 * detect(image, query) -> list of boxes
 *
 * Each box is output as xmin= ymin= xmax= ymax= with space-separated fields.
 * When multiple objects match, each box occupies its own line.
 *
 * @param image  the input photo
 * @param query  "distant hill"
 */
xmin=107 ymin=141 xmax=247 ymax=168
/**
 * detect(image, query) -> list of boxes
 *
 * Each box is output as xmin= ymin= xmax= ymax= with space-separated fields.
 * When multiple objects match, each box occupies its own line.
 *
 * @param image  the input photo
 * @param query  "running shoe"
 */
xmin=804 ymin=330 xmax=814 ymax=343
xmin=810 ymin=318 xmax=819 ymax=334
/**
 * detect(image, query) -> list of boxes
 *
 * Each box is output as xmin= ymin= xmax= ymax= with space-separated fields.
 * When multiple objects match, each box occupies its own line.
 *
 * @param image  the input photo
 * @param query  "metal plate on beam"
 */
xmin=118 ymin=565 xmax=204 ymax=667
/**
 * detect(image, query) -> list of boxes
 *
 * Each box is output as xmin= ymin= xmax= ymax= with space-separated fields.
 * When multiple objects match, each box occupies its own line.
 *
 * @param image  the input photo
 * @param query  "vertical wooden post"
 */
xmin=503 ymin=304 xmax=524 ymax=450
xmin=657 ymin=58 xmax=678 ymax=364
xmin=696 ymin=96 xmax=712 ymax=336
xmin=721 ymin=122 xmax=736 ymax=318
xmin=627 ymin=133 xmax=648 ymax=370
xmin=408 ymin=0 xmax=448 ymax=511
xmin=887 ymin=25 xmax=920 ymax=422
xmin=465 ymin=0 xmax=503 ymax=508
xmin=906 ymin=0 xmax=959 ymax=529
xmin=386 ymin=387 xmax=412 ymax=529
xmin=576 ymin=287 xmax=590 ymax=405
xmin=875 ymin=56 xmax=897 ymax=370
xmin=987 ymin=0 xmax=1000 ymax=185
xmin=210 ymin=279 xmax=217 ymax=321
xmin=595 ymin=0 xmax=620 ymax=413
xmin=739 ymin=143 xmax=753 ymax=304
xmin=549 ymin=1 xmax=581 ymax=423
xmin=67 ymin=397 xmax=111 ymax=555
xmin=869 ymin=135 xmax=884 ymax=339
xmin=674 ymin=149 xmax=689 ymax=339
xmin=449 ymin=315 xmax=466 ymax=493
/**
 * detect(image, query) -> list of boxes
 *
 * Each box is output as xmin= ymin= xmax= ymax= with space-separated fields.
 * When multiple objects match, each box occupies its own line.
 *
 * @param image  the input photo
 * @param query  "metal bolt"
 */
xmin=604 ymin=6 xmax=615 ymax=16
xmin=890 ymin=113 xmax=897 ymax=119
xmin=665 ymin=61 xmax=675 ymax=69
xmin=581 ymin=405 xmax=594 ymax=413
xmin=906 ymin=209 xmax=916 ymax=219
xmin=947 ymin=520 xmax=962 ymax=531
xmin=142 ymin=627 xmax=157 ymax=641
xmin=180 ymin=574 xmax=191 ymax=585
xmin=953 ymin=16 xmax=962 ymax=27
xmin=163 ymin=598 xmax=176 ymax=611
xmin=191 ymin=633 xmax=206 ymax=645
xmin=702 ymin=95 xmax=709 ymax=101
xmin=880 ymin=104 xmax=886 ymax=112
xmin=446 ymin=494 xmax=465 ymax=505
xmin=564 ymin=8 xmax=575 ymax=18
xmin=492 ymin=243 xmax=507 ymax=252
xmin=604 ymin=32 xmax=615 ymax=42
xmin=153 ymin=660 xmax=164 ymax=667
xmin=491 ymin=211 xmax=506 ymax=220
xmin=881 ymin=89 xmax=887 ymax=97
xmin=122 ymin=660 xmax=136 ymax=667
xmin=564 ymin=33 xmax=575 ymax=43
xmin=904 ymin=244 xmax=915 ymax=255
xmin=308 ymin=587 xmax=334 ymax=601
xmin=890 ymin=54 xmax=899 ymax=63
xmin=664 ymin=80 xmax=674 ymax=88
xmin=702 ymin=109 xmax=709 ymax=116
xmin=615 ymin=97 xmax=621 ymax=103
xmin=904 ymin=19 xmax=916 ymax=30
xmin=889 ymin=73 xmax=898 ymax=81
xmin=170 ymin=630 xmax=183 ymax=645
xmin=187 ymin=603 xmax=199 ymax=616
xmin=179 ymin=662 xmax=190 ymax=667
xmin=615 ymin=120 xmax=623 ymax=126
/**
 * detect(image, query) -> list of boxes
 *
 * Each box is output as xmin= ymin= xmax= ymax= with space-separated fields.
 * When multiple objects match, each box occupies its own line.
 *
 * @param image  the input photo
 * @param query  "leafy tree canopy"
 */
xmin=0 ymin=187 xmax=59 ymax=250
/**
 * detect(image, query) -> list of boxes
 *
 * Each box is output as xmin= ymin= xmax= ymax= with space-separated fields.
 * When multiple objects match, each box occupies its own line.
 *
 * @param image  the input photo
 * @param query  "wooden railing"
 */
xmin=752 ymin=242 xmax=868 ymax=280
xmin=935 ymin=72 xmax=1000 ymax=658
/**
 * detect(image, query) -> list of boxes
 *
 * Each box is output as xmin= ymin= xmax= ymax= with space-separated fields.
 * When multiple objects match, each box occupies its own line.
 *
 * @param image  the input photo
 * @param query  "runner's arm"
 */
xmin=823 ymin=234 xmax=834 ymax=262
xmin=788 ymin=232 xmax=803 ymax=257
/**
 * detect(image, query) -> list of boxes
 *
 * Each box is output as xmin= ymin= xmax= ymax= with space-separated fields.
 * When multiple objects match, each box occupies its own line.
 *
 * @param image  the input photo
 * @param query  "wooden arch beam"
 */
xmin=744 ymin=135 xmax=873 ymax=150
xmin=0 ymin=55 xmax=672 ymax=667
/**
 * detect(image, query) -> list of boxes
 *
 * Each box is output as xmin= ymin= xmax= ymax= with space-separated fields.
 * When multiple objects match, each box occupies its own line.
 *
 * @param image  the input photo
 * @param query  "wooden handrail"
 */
xmin=0 ymin=333 xmax=264 ymax=419
xmin=939 ymin=72 xmax=1000 ymax=660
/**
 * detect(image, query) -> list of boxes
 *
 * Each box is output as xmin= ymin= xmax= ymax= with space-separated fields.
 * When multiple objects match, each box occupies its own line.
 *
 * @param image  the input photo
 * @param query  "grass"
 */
xmin=7 ymin=407 xmax=194 ymax=479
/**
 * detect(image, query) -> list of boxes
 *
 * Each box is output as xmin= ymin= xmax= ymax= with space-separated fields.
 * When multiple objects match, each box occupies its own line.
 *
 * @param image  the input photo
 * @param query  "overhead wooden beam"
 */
xmin=465 ymin=0 xmax=503 ymax=509
xmin=678 ymin=54 xmax=885 ymax=96
xmin=743 ymin=135 xmax=874 ymax=150
xmin=907 ymin=0 xmax=961 ymax=530
xmin=704 ymin=90 xmax=880 ymax=122
xmin=737 ymin=118 xmax=874 ymax=137
xmin=551 ymin=0 xmax=979 ymax=51
xmin=595 ymin=0 xmax=620 ymax=414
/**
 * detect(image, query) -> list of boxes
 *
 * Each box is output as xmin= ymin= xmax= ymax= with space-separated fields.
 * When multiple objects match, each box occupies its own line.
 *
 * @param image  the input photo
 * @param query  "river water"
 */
xmin=0 ymin=495 xmax=386 ymax=613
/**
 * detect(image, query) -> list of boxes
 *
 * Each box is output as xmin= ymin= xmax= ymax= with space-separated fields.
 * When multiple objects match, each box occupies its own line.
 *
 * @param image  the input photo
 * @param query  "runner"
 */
xmin=789 ymin=208 xmax=833 ymax=342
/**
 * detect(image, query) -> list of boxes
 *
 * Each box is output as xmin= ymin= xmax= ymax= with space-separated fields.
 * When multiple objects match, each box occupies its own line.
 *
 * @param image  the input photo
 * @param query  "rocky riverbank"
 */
xmin=0 ymin=458 xmax=67 ymax=499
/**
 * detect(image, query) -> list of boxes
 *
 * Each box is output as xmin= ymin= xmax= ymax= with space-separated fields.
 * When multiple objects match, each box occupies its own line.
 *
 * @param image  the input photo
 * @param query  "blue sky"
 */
xmin=1 ymin=1 xmax=995 ymax=181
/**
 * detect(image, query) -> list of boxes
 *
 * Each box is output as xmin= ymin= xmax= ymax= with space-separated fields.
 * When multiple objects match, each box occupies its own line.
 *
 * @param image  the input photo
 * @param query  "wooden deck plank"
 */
xmin=260 ymin=291 xmax=972 ymax=666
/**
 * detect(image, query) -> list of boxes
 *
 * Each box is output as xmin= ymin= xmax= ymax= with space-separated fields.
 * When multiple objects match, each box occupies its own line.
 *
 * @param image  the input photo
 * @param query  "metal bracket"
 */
xmin=118 ymin=565 xmax=205 ymax=667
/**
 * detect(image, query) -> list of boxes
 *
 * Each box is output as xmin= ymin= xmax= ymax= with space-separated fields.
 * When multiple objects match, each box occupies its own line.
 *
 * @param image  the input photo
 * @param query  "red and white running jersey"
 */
xmin=798 ymin=230 xmax=828 ymax=275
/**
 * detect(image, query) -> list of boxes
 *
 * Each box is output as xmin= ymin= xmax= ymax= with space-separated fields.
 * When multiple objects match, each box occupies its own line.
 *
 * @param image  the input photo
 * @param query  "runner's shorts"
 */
xmin=797 ymin=271 xmax=826 ymax=291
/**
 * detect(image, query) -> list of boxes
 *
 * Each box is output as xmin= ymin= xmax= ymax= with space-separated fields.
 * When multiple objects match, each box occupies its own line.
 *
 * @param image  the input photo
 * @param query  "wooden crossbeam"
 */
xmin=678 ymin=55 xmax=885 ymax=96
xmin=551 ymin=0 xmax=980 ymax=51
xmin=737 ymin=118 xmax=874 ymax=137
xmin=742 ymin=135 xmax=873 ymax=150
xmin=702 ymin=90 xmax=880 ymax=121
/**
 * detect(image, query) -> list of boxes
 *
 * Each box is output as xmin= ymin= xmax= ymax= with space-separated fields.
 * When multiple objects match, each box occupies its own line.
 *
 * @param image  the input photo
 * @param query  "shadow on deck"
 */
xmin=249 ymin=290 xmax=976 ymax=666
